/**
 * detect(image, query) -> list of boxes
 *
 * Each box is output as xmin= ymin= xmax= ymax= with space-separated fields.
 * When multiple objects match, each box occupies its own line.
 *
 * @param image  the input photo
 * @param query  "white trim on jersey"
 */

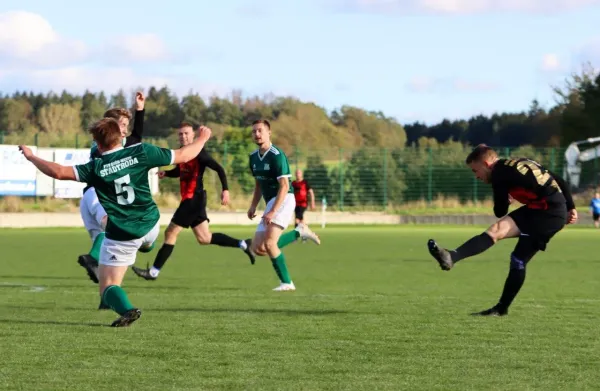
xmin=101 ymin=146 xmax=124 ymax=156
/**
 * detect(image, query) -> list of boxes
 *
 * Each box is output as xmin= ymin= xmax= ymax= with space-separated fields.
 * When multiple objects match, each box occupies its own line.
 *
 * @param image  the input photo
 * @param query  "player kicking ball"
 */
xmin=77 ymin=92 xmax=146 ymax=286
xmin=19 ymin=120 xmax=212 ymax=327
xmin=427 ymin=144 xmax=577 ymax=316
xmin=247 ymin=120 xmax=320 ymax=291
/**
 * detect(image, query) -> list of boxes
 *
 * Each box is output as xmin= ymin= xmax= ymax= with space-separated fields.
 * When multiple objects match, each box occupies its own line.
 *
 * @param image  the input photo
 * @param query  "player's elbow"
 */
xmin=494 ymin=206 xmax=508 ymax=218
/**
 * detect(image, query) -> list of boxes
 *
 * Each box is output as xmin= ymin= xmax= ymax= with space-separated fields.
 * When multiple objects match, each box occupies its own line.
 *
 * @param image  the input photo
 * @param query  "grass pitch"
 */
xmin=1 ymin=225 xmax=599 ymax=390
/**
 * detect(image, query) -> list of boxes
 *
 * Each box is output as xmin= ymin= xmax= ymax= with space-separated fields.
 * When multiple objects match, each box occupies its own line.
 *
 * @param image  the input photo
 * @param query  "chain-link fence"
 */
xmin=3 ymin=130 xmax=598 ymax=211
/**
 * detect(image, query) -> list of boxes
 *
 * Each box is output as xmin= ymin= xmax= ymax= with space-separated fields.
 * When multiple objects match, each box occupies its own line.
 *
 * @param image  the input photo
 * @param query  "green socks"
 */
xmin=271 ymin=253 xmax=292 ymax=284
xmin=101 ymin=285 xmax=135 ymax=315
xmin=277 ymin=230 xmax=300 ymax=249
xmin=90 ymin=232 xmax=105 ymax=261
xmin=269 ymin=231 xmax=298 ymax=283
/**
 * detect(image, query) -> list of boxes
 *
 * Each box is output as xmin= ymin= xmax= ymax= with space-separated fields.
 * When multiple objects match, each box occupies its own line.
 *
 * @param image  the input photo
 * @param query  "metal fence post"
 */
xmin=427 ymin=147 xmax=433 ymax=204
xmin=339 ymin=148 xmax=344 ymax=211
xmin=383 ymin=148 xmax=388 ymax=209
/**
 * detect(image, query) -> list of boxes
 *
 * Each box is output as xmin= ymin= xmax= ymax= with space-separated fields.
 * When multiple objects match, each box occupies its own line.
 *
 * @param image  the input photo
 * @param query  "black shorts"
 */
xmin=508 ymin=205 xmax=567 ymax=251
xmin=171 ymin=191 xmax=209 ymax=229
xmin=594 ymin=213 xmax=600 ymax=221
xmin=295 ymin=206 xmax=307 ymax=220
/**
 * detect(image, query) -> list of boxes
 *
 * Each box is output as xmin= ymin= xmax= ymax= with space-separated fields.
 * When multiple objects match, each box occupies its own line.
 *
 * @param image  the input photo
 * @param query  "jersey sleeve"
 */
xmin=73 ymin=161 xmax=95 ymax=183
xmin=142 ymin=143 xmax=175 ymax=168
xmin=274 ymin=153 xmax=291 ymax=179
xmin=125 ymin=109 xmax=145 ymax=146
xmin=548 ymin=169 xmax=575 ymax=210
xmin=490 ymin=166 xmax=510 ymax=218
xmin=199 ymin=150 xmax=229 ymax=191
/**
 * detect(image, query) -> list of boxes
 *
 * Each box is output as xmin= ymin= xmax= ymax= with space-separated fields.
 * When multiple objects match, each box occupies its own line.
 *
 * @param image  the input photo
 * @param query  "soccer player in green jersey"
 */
xmin=19 ymin=119 xmax=212 ymax=327
xmin=247 ymin=119 xmax=321 ymax=291
xmin=77 ymin=92 xmax=146 ymax=286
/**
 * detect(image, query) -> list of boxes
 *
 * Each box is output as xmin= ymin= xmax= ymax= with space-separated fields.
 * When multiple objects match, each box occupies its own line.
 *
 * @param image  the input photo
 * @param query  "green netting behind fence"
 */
xmin=3 ymin=130 xmax=598 ymax=210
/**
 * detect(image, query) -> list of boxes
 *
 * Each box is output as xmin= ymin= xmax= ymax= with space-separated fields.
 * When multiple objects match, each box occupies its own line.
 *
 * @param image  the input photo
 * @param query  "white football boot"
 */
xmin=273 ymin=282 xmax=296 ymax=291
xmin=296 ymin=223 xmax=320 ymax=245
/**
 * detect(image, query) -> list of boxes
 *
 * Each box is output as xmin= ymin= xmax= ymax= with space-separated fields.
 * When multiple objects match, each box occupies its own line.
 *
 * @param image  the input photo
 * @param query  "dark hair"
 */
xmin=89 ymin=118 xmax=121 ymax=150
xmin=103 ymin=108 xmax=132 ymax=121
xmin=465 ymin=144 xmax=497 ymax=164
xmin=179 ymin=122 xmax=194 ymax=129
xmin=252 ymin=119 xmax=271 ymax=129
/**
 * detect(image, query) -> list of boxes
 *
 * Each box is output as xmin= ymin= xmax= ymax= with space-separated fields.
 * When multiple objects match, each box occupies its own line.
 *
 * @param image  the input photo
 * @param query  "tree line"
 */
xmin=2 ymin=65 xmax=600 ymax=205
xmin=1 ymin=65 xmax=599 ymax=150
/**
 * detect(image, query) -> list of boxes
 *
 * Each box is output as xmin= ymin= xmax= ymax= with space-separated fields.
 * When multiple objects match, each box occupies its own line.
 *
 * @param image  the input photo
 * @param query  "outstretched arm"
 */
xmin=172 ymin=126 xmax=212 ymax=164
xmin=548 ymin=170 xmax=575 ymax=211
xmin=201 ymin=151 xmax=229 ymax=191
xmin=164 ymin=166 xmax=181 ymax=178
xmin=18 ymin=145 xmax=76 ymax=180
xmin=126 ymin=92 xmax=145 ymax=145
xmin=492 ymin=182 xmax=510 ymax=218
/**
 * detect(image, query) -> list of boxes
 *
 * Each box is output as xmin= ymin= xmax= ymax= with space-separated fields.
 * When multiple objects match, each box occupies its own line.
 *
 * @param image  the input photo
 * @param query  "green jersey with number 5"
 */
xmin=74 ymin=143 xmax=174 ymax=241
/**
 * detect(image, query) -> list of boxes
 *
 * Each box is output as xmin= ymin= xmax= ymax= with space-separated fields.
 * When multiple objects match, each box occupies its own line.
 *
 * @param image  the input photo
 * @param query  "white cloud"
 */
xmin=0 ymin=11 xmax=88 ymax=67
xmin=335 ymin=0 xmax=600 ymax=14
xmin=0 ymin=11 xmax=174 ymax=69
xmin=406 ymin=76 xmax=498 ymax=93
xmin=102 ymin=33 xmax=170 ymax=64
xmin=0 ymin=11 xmax=224 ymax=98
xmin=541 ymin=53 xmax=562 ymax=71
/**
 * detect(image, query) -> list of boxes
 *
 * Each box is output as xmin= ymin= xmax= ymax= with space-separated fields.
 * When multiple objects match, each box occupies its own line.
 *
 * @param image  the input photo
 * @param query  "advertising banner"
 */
xmin=0 ymin=144 xmax=38 ymax=195
xmin=53 ymin=148 xmax=90 ymax=198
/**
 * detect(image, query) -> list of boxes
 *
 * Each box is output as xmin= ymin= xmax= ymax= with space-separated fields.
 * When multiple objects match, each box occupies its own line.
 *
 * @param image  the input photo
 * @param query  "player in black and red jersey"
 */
xmin=427 ymin=144 xmax=578 ymax=316
xmin=291 ymin=169 xmax=315 ymax=228
xmin=132 ymin=123 xmax=254 ymax=280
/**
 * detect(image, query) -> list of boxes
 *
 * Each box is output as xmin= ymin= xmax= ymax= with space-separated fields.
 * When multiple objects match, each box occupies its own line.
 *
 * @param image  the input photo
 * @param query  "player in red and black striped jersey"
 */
xmin=132 ymin=123 xmax=254 ymax=280
xmin=291 ymin=169 xmax=315 ymax=227
xmin=427 ymin=144 xmax=577 ymax=316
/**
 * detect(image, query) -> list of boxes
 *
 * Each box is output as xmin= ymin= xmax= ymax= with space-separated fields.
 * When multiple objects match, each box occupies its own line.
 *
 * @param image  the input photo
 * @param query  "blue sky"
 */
xmin=1 ymin=0 xmax=599 ymax=125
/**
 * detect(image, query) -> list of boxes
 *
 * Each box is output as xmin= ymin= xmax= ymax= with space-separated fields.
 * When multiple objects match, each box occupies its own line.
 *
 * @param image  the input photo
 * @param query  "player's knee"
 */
xmin=509 ymin=253 xmax=527 ymax=270
xmin=263 ymin=237 xmax=279 ymax=253
xmin=255 ymin=247 xmax=268 ymax=256
xmin=251 ymin=241 xmax=267 ymax=256
xmin=485 ymin=223 xmax=504 ymax=242
xmin=194 ymin=232 xmax=211 ymax=245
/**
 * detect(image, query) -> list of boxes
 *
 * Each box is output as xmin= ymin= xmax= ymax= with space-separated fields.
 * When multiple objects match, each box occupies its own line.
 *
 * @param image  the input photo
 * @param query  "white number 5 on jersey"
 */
xmin=114 ymin=174 xmax=135 ymax=205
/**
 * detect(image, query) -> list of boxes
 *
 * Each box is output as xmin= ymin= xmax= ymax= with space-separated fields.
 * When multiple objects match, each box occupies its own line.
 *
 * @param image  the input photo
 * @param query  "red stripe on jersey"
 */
xmin=509 ymin=188 xmax=548 ymax=210
xmin=179 ymin=159 xmax=199 ymax=200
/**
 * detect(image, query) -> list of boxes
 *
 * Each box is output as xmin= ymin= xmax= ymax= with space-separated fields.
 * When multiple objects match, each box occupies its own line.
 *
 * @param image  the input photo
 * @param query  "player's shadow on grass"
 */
xmin=152 ymin=307 xmax=351 ymax=316
xmin=0 ymin=318 xmax=109 ymax=327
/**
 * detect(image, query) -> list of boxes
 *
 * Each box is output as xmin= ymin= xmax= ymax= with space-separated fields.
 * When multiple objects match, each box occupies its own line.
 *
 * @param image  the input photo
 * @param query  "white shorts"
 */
xmin=256 ymin=193 xmax=296 ymax=232
xmin=80 ymin=188 xmax=107 ymax=241
xmin=99 ymin=222 xmax=160 ymax=267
